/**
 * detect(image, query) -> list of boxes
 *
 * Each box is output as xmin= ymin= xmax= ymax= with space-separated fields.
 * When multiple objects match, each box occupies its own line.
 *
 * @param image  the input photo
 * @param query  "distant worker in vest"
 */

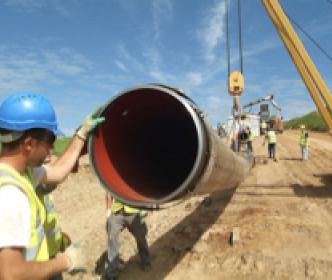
xmin=260 ymin=121 xmax=267 ymax=135
xmin=263 ymin=127 xmax=277 ymax=161
xmin=299 ymin=124 xmax=309 ymax=161
xmin=246 ymin=126 xmax=255 ymax=154
xmin=0 ymin=93 xmax=104 ymax=279
xmin=217 ymin=122 xmax=227 ymax=137
xmin=105 ymin=193 xmax=151 ymax=280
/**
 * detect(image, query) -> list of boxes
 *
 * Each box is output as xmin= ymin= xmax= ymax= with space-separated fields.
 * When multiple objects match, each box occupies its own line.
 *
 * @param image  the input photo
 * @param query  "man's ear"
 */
xmin=22 ymin=136 xmax=35 ymax=152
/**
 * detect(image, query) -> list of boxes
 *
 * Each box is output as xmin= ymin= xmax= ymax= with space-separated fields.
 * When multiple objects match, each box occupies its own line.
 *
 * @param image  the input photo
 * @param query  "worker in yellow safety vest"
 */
xmin=104 ymin=193 xmax=151 ymax=280
xmin=260 ymin=121 xmax=267 ymax=135
xmin=0 ymin=93 xmax=103 ymax=279
xmin=299 ymin=124 xmax=309 ymax=161
xmin=246 ymin=127 xmax=255 ymax=153
xmin=264 ymin=127 xmax=277 ymax=161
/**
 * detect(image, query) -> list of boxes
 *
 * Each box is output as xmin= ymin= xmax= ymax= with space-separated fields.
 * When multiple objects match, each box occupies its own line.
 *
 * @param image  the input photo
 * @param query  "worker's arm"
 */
xmin=42 ymin=136 xmax=85 ymax=184
xmin=0 ymin=248 xmax=69 ymax=280
xmin=42 ymin=114 xmax=104 ymax=184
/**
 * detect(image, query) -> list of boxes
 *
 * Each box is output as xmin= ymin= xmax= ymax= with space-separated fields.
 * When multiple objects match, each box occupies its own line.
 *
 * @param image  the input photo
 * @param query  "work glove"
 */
xmin=60 ymin=232 xmax=72 ymax=252
xmin=76 ymin=108 xmax=105 ymax=141
xmin=63 ymin=242 xmax=87 ymax=274
xmin=139 ymin=210 xmax=148 ymax=219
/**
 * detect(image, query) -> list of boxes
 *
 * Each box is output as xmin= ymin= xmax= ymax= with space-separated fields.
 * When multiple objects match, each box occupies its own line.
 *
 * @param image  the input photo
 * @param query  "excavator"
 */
xmin=227 ymin=0 xmax=332 ymax=136
xmin=242 ymin=94 xmax=283 ymax=132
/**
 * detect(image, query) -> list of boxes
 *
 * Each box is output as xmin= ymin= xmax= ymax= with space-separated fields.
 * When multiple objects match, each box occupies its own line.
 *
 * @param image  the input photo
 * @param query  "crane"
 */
xmin=242 ymin=94 xmax=283 ymax=132
xmin=262 ymin=0 xmax=332 ymax=135
xmin=242 ymin=94 xmax=281 ymax=115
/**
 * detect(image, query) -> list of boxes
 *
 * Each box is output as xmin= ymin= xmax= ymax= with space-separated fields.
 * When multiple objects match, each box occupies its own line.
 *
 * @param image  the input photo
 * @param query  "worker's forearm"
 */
xmin=0 ymin=253 xmax=69 ymax=280
xmin=45 ymin=136 xmax=85 ymax=184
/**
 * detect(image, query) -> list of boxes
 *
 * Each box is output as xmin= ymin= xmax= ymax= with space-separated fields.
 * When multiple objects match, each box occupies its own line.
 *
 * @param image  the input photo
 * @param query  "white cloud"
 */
xmin=186 ymin=72 xmax=203 ymax=86
xmin=4 ymin=0 xmax=74 ymax=16
xmin=117 ymin=44 xmax=145 ymax=73
xmin=115 ymin=60 xmax=128 ymax=72
xmin=152 ymin=0 xmax=173 ymax=41
xmin=203 ymin=94 xmax=232 ymax=125
xmin=244 ymin=37 xmax=280 ymax=58
xmin=197 ymin=0 xmax=226 ymax=63
xmin=4 ymin=0 xmax=44 ymax=13
xmin=0 ymin=46 xmax=92 ymax=94
xmin=282 ymin=99 xmax=315 ymax=120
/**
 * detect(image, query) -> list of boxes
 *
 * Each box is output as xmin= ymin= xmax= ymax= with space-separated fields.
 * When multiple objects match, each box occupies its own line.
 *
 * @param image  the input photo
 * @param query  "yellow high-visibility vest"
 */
xmin=111 ymin=199 xmax=140 ymax=214
xmin=248 ymin=131 xmax=255 ymax=141
xmin=0 ymin=165 xmax=49 ymax=261
xmin=299 ymin=131 xmax=309 ymax=146
xmin=267 ymin=131 xmax=277 ymax=144
xmin=39 ymin=193 xmax=66 ymax=257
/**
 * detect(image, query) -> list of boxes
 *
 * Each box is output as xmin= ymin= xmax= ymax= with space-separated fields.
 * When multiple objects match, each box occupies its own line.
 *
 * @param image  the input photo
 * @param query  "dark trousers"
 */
xmin=268 ymin=143 xmax=276 ymax=159
xmin=247 ymin=141 xmax=253 ymax=153
xmin=105 ymin=212 xmax=150 ymax=278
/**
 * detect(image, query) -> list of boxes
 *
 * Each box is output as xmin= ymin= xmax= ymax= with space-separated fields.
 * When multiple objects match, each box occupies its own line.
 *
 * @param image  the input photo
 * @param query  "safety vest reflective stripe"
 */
xmin=111 ymin=199 xmax=139 ymax=214
xmin=38 ymin=191 xmax=63 ymax=257
xmin=267 ymin=131 xmax=276 ymax=143
xmin=25 ymin=215 xmax=44 ymax=260
xmin=0 ymin=166 xmax=48 ymax=261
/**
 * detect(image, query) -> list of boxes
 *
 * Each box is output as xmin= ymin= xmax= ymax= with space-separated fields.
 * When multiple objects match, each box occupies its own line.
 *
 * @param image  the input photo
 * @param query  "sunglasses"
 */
xmin=34 ymin=132 xmax=56 ymax=145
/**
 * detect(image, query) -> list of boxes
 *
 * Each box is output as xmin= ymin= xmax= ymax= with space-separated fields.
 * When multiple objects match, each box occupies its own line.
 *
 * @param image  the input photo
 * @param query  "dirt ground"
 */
xmin=54 ymin=130 xmax=332 ymax=280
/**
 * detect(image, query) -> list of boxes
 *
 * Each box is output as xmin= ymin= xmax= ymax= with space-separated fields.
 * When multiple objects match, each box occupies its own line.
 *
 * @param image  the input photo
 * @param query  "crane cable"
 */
xmin=266 ymin=1 xmax=332 ymax=112
xmin=225 ymin=0 xmax=245 ymax=148
xmin=225 ymin=0 xmax=244 ymax=75
xmin=286 ymin=13 xmax=332 ymax=64
xmin=237 ymin=0 xmax=244 ymax=74
xmin=225 ymin=0 xmax=231 ymax=78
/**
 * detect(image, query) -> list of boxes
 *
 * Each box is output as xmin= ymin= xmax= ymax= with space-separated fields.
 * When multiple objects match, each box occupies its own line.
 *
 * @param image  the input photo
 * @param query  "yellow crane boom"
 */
xmin=262 ymin=0 xmax=332 ymax=135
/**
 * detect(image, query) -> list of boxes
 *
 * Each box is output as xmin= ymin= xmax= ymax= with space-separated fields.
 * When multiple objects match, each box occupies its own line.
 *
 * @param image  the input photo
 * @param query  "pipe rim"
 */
xmin=88 ymin=84 xmax=209 ymax=208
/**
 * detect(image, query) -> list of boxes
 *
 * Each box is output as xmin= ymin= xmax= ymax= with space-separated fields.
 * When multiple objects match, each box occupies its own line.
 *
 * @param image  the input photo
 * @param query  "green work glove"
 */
xmin=76 ymin=109 xmax=105 ymax=141
xmin=139 ymin=210 xmax=148 ymax=219
xmin=63 ymin=242 xmax=87 ymax=274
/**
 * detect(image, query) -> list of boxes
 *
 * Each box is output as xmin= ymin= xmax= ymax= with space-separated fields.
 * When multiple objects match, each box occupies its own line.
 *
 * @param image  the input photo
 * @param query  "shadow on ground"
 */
xmin=95 ymin=188 xmax=235 ymax=280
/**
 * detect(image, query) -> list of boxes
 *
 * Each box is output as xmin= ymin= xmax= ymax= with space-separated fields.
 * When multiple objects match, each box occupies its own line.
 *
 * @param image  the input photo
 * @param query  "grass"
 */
xmin=284 ymin=111 xmax=328 ymax=131
xmin=53 ymin=137 xmax=72 ymax=156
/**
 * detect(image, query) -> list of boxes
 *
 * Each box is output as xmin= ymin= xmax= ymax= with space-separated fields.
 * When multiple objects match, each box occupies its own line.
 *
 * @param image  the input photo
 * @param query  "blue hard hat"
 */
xmin=0 ymin=93 xmax=64 ymax=136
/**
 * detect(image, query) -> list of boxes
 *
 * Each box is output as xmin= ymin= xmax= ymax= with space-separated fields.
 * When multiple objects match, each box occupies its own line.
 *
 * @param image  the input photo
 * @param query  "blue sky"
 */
xmin=0 ymin=0 xmax=331 ymax=135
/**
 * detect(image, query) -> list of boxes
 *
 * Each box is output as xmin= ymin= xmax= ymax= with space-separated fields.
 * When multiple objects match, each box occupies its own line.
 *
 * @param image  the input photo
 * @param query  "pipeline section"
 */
xmin=88 ymin=84 xmax=252 ymax=208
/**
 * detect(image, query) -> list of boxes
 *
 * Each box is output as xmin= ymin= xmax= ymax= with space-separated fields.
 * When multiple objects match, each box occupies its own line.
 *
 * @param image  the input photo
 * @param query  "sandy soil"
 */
xmin=54 ymin=130 xmax=332 ymax=280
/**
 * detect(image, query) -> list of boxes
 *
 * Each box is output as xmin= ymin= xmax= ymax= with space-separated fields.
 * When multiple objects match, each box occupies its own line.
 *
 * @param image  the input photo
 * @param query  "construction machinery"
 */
xmin=87 ymin=1 xmax=332 ymax=208
xmin=262 ymin=0 xmax=332 ymax=135
xmin=242 ymin=94 xmax=283 ymax=132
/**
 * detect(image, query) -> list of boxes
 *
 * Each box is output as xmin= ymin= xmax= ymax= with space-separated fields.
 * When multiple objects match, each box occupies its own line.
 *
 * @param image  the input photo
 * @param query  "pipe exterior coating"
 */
xmin=88 ymin=84 xmax=251 ymax=208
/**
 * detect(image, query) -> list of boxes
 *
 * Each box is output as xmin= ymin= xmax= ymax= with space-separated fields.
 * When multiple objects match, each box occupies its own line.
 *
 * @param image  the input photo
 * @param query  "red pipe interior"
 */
xmin=91 ymin=88 xmax=198 ymax=203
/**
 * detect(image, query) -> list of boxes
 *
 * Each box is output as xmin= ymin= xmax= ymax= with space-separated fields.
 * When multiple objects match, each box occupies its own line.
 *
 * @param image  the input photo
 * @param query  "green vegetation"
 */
xmin=53 ymin=137 xmax=72 ymax=156
xmin=284 ymin=111 xmax=328 ymax=131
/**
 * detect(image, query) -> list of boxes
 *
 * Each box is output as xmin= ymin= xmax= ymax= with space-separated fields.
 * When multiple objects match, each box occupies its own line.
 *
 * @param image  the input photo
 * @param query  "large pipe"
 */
xmin=88 ymin=84 xmax=252 ymax=208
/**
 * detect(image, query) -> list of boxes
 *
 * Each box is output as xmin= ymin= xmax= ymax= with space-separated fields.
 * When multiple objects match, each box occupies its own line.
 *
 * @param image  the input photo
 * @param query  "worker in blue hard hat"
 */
xmin=0 ymin=93 xmax=104 ymax=279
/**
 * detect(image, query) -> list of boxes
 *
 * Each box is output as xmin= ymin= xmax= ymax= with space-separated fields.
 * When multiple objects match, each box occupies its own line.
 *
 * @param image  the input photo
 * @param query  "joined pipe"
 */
xmin=88 ymin=84 xmax=251 ymax=208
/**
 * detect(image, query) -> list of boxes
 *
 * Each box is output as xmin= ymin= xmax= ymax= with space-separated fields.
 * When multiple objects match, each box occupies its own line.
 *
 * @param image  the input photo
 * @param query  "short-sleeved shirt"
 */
xmin=0 ymin=165 xmax=45 ymax=249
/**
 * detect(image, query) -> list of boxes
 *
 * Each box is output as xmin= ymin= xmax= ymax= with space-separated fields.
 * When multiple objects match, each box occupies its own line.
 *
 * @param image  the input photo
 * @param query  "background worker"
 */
xmin=105 ymin=192 xmax=151 ymax=280
xmin=0 ymin=92 xmax=104 ymax=280
xmin=246 ymin=126 xmax=255 ymax=154
xmin=260 ymin=121 xmax=267 ymax=135
xmin=299 ymin=124 xmax=309 ymax=160
xmin=264 ymin=127 xmax=277 ymax=161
